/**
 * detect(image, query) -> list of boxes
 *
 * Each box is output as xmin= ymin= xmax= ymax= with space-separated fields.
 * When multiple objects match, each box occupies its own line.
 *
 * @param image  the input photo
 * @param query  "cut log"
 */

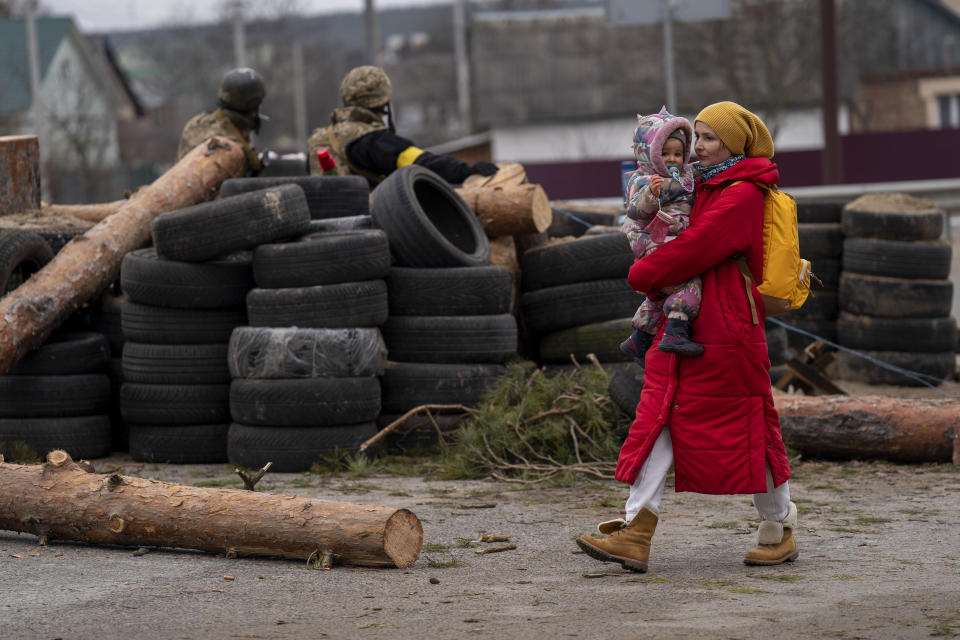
xmin=462 ymin=162 xmax=527 ymax=188
xmin=0 ymin=450 xmax=422 ymax=568
xmin=42 ymin=200 xmax=127 ymax=223
xmin=0 ymin=137 xmax=245 ymax=375
xmin=0 ymin=135 xmax=41 ymax=215
xmin=488 ymin=234 xmax=520 ymax=313
xmin=456 ymin=183 xmax=552 ymax=237
xmin=774 ymin=395 xmax=960 ymax=462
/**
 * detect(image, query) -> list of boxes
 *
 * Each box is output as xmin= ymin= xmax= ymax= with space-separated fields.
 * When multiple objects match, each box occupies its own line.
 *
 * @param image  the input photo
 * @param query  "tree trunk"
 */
xmin=457 ymin=183 xmax=552 ymax=237
xmin=774 ymin=395 xmax=960 ymax=463
xmin=0 ymin=135 xmax=41 ymax=215
xmin=0 ymin=450 xmax=423 ymax=568
xmin=0 ymin=137 xmax=245 ymax=374
xmin=42 ymin=200 xmax=126 ymax=223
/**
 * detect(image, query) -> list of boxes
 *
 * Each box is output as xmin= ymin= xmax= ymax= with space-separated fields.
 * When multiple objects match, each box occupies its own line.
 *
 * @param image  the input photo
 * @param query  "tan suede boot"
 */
xmin=744 ymin=501 xmax=799 ymax=566
xmin=577 ymin=508 xmax=658 ymax=572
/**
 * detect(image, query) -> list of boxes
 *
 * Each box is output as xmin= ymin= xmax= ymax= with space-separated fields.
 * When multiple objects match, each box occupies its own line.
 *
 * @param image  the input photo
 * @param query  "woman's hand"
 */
xmin=649 ymin=175 xmax=664 ymax=198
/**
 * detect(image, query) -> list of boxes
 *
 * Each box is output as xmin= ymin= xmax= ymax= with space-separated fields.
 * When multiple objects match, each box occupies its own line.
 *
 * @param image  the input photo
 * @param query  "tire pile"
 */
xmin=0 ymin=230 xmax=114 ymax=460
xmin=372 ymin=166 xmax=517 ymax=451
xmin=779 ymin=201 xmax=846 ymax=352
xmin=834 ymin=193 xmax=956 ymax=385
xmin=519 ymin=233 xmax=637 ymax=363
xmin=119 ymin=184 xmax=310 ymax=463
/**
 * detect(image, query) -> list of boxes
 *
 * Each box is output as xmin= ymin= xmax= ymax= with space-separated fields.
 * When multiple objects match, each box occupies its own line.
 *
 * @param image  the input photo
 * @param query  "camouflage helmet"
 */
xmin=340 ymin=66 xmax=392 ymax=109
xmin=218 ymin=67 xmax=266 ymax=112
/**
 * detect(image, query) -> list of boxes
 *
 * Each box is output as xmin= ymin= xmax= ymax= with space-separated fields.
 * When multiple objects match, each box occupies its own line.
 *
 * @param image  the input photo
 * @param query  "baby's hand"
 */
xmin=649 ymin=175 xmax=664 ymax=198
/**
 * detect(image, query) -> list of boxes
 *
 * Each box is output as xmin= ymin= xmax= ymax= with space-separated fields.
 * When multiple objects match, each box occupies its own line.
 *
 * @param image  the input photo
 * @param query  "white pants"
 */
xmin=625 ymin=428 xmax=791 ymax=522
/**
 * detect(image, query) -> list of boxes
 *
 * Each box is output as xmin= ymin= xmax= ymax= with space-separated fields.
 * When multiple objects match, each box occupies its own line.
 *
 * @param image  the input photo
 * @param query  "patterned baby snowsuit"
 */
xmin=621 ymin=108 xmax=702 ymax=334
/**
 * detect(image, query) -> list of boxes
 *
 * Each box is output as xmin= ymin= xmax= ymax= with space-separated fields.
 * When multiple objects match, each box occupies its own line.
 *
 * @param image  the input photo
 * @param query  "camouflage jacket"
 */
xmin=177 ymin=108 xmax=261 ymax=173
xmin=307 ymin=106 xmax=386 ymax=181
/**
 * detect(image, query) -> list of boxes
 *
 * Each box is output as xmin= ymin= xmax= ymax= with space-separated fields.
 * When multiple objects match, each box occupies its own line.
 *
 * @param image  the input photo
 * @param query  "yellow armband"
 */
xmin=397 ymin=146 xmax=424 ymax=168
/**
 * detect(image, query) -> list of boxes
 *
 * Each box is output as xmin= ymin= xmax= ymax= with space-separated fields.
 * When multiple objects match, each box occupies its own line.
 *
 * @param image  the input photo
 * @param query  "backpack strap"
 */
xmin=734 ymin=254 xmax=760 ymax=325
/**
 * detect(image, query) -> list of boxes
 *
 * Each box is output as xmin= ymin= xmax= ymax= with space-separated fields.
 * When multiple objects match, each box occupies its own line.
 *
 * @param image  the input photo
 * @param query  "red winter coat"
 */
xmin=615 ymin=156 xmax=792 ymax=495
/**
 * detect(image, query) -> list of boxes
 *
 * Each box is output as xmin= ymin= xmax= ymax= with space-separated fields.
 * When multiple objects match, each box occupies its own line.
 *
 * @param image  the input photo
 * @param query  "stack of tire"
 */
xmin=220 ymin=175 xmax=370 ymax=223
xmin=765 ymin=319 xmax=791 ymax=384
xmin=778 ymin=200 xmax=846 ymax=352
xmin=0 ymin=331 xmax=112 ymax=460
xmin=519 ymin=233 xmax=638 ymax=364
xmin=86 ymin=287 xmax=128 ymax=450
xmin=0 ymin=230 xmax=113 ymax=460
xmin=371 ymin=165 xmax=517 ymax=451
xmin=228 ymin=226 xmax=391 ymax=471
xmin=834 ymin=194 xmax=956 ymax=385
xmin=121 ymin=184 xmax=310 ymax=463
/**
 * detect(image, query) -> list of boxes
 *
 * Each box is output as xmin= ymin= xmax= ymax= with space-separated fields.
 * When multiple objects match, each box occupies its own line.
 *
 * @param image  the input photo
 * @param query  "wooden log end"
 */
xmin=383 ymin=509 xmax=423 ymax=569
xmin=530 ymin=184 xmax=552 ymax=233
xmin=46 ymin=450 xmax=72 ymax=467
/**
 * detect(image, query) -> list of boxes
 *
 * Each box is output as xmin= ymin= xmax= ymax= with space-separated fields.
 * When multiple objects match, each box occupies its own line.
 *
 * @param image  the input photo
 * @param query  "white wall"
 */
xmin=491 ymin=108 xmax=850 ymax=163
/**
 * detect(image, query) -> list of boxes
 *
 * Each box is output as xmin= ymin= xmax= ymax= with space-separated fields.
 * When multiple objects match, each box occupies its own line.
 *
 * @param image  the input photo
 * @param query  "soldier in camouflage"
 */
xmin=308 ymin=66 xmax=497 ymax=184
xmin=177 ymin=68 xmax=266 ymax=175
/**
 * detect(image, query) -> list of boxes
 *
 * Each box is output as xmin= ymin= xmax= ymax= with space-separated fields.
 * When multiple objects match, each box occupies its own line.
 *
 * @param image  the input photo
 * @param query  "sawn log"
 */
xmin=456 ymin=183 xmax=552 ymax=237
xmin=0 ymin=137 xmax=245 ymax=374
xmin=0 ymin=450 xmax=423 ymax=568
xmin=774 ymin=395 xmax=960 ymax=463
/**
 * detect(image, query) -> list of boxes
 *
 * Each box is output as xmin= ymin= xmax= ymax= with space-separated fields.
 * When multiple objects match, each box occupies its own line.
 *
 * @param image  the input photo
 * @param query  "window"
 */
xmin=937 ymin=94 xmax=960 ymax=128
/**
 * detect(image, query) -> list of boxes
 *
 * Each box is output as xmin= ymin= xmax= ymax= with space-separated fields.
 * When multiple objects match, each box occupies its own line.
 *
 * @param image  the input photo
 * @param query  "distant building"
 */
xmin=0 ymin=16 xmax=143 ymax=201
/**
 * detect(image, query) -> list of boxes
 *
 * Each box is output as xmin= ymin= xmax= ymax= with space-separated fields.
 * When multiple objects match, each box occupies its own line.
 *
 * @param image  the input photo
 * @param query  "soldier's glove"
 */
xmin=471 ymin=161 xmax=499 ymax=177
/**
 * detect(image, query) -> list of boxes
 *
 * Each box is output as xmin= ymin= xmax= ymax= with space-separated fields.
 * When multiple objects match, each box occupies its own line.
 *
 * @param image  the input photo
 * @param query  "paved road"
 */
xmin=2 ymin=455 xmax=959 ymax=639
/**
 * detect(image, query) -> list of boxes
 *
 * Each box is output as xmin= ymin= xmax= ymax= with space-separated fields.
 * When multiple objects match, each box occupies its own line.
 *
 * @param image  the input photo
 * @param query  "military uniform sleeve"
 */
xmin=346 ymin=130 xmax=475 ymax=183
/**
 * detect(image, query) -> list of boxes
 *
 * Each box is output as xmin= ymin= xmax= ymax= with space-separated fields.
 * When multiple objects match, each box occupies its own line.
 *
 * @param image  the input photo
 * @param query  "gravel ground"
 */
xmin=3 ymin=453 xmax=959 ymax=640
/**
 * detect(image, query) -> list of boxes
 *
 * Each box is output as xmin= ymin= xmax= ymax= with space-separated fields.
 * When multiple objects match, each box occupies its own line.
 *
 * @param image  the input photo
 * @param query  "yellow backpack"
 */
xmin=731 ymin=182 xmax=813 ymax=323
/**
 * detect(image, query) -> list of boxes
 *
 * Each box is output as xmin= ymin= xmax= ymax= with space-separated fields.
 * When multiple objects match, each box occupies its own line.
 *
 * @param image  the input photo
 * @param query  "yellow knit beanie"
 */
xmin=695 ymin=101 xmax=774 ymax=158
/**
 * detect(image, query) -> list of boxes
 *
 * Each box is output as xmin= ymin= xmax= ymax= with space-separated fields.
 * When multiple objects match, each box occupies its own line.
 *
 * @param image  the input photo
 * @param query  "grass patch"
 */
xmin=454 ymin=538 xmax=478 ymax=548
xmin=810 ymin=483 xmax=844 ymax=492
xmin=388 ymin=490 xmax=411 ymax=497
xmin=290 ymin=477 xmax=315 ymax=488
xmin=727 ymin=586 xmax=767 ymax=594
xmin=835 ymin=574 xmax=864 ymax=581
xmin=422 ymin=558 xmax=467 ymax=569
xmin=0 ymin=440 xmax=40 ymax=464
xmin=854 ymin=516 xmax=891 ymax=526
xmin=707 ymin=521 xmax=741 ymax=529
xmin=308 ymin=451 xmax=379 ymax=478
xmin=899 ymin=509 xmax=924 ymax=515
xmin=422 ymin=543 xmax=451 ymax=553
xmin=925 ymin=464 xmax=960 ymax=474
xmin=827 ymin=526 xmax=867 ymax=534
xmin=624 ymin=576 xmax=668 ymax=583
xmin=703 ymin=580 xmax=736 ymax=588
xmin=755 ymin=574 xmax=804 ymax=582
xmin=436 ymin=361 xmax=629 ymax=485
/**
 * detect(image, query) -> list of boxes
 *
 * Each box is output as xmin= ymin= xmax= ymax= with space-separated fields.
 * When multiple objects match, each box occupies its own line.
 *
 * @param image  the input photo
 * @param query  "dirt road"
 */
xmin=2 ymin=455 xmax=958 ymax=639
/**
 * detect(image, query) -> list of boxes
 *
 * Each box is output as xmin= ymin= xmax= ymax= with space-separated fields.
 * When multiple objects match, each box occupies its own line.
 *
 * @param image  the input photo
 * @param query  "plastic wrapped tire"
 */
xmin=227 ymin=327 xmax=386 ymax=379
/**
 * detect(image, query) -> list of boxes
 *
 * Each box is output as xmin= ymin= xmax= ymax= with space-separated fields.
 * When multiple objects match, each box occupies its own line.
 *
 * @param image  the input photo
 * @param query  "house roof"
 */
xmin=0 ymin=17 xmax=72 ymax=114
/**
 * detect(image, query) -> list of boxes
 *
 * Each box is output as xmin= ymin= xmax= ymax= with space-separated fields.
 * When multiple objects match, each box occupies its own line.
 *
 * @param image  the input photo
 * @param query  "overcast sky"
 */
xmin=41 ymin=0 xmax=451 ymax=32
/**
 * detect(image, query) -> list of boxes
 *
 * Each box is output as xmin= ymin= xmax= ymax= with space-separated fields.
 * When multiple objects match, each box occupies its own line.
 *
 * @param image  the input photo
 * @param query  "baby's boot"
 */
xmin=658 ymin=318 xmax=704 ymax=357
xmin=620 ymin=328 xmax=653 ymax=365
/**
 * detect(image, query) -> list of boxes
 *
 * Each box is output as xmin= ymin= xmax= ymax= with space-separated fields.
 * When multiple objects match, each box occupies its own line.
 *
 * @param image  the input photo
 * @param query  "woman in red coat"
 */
xmin=577 ymin=102 xmax=798 ymax=572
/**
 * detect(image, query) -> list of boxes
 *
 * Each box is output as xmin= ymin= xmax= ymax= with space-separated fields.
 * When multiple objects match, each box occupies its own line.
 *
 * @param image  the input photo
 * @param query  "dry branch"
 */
xmin=0 ymin=137 xmax=244 ymax=374
xmin=0 ymin=450 xmax=422 ymax=568
xmin=359 ymin=403 xmax=473 ymax=453
xmin=475 ymin=544 xmax=517 ymax=555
